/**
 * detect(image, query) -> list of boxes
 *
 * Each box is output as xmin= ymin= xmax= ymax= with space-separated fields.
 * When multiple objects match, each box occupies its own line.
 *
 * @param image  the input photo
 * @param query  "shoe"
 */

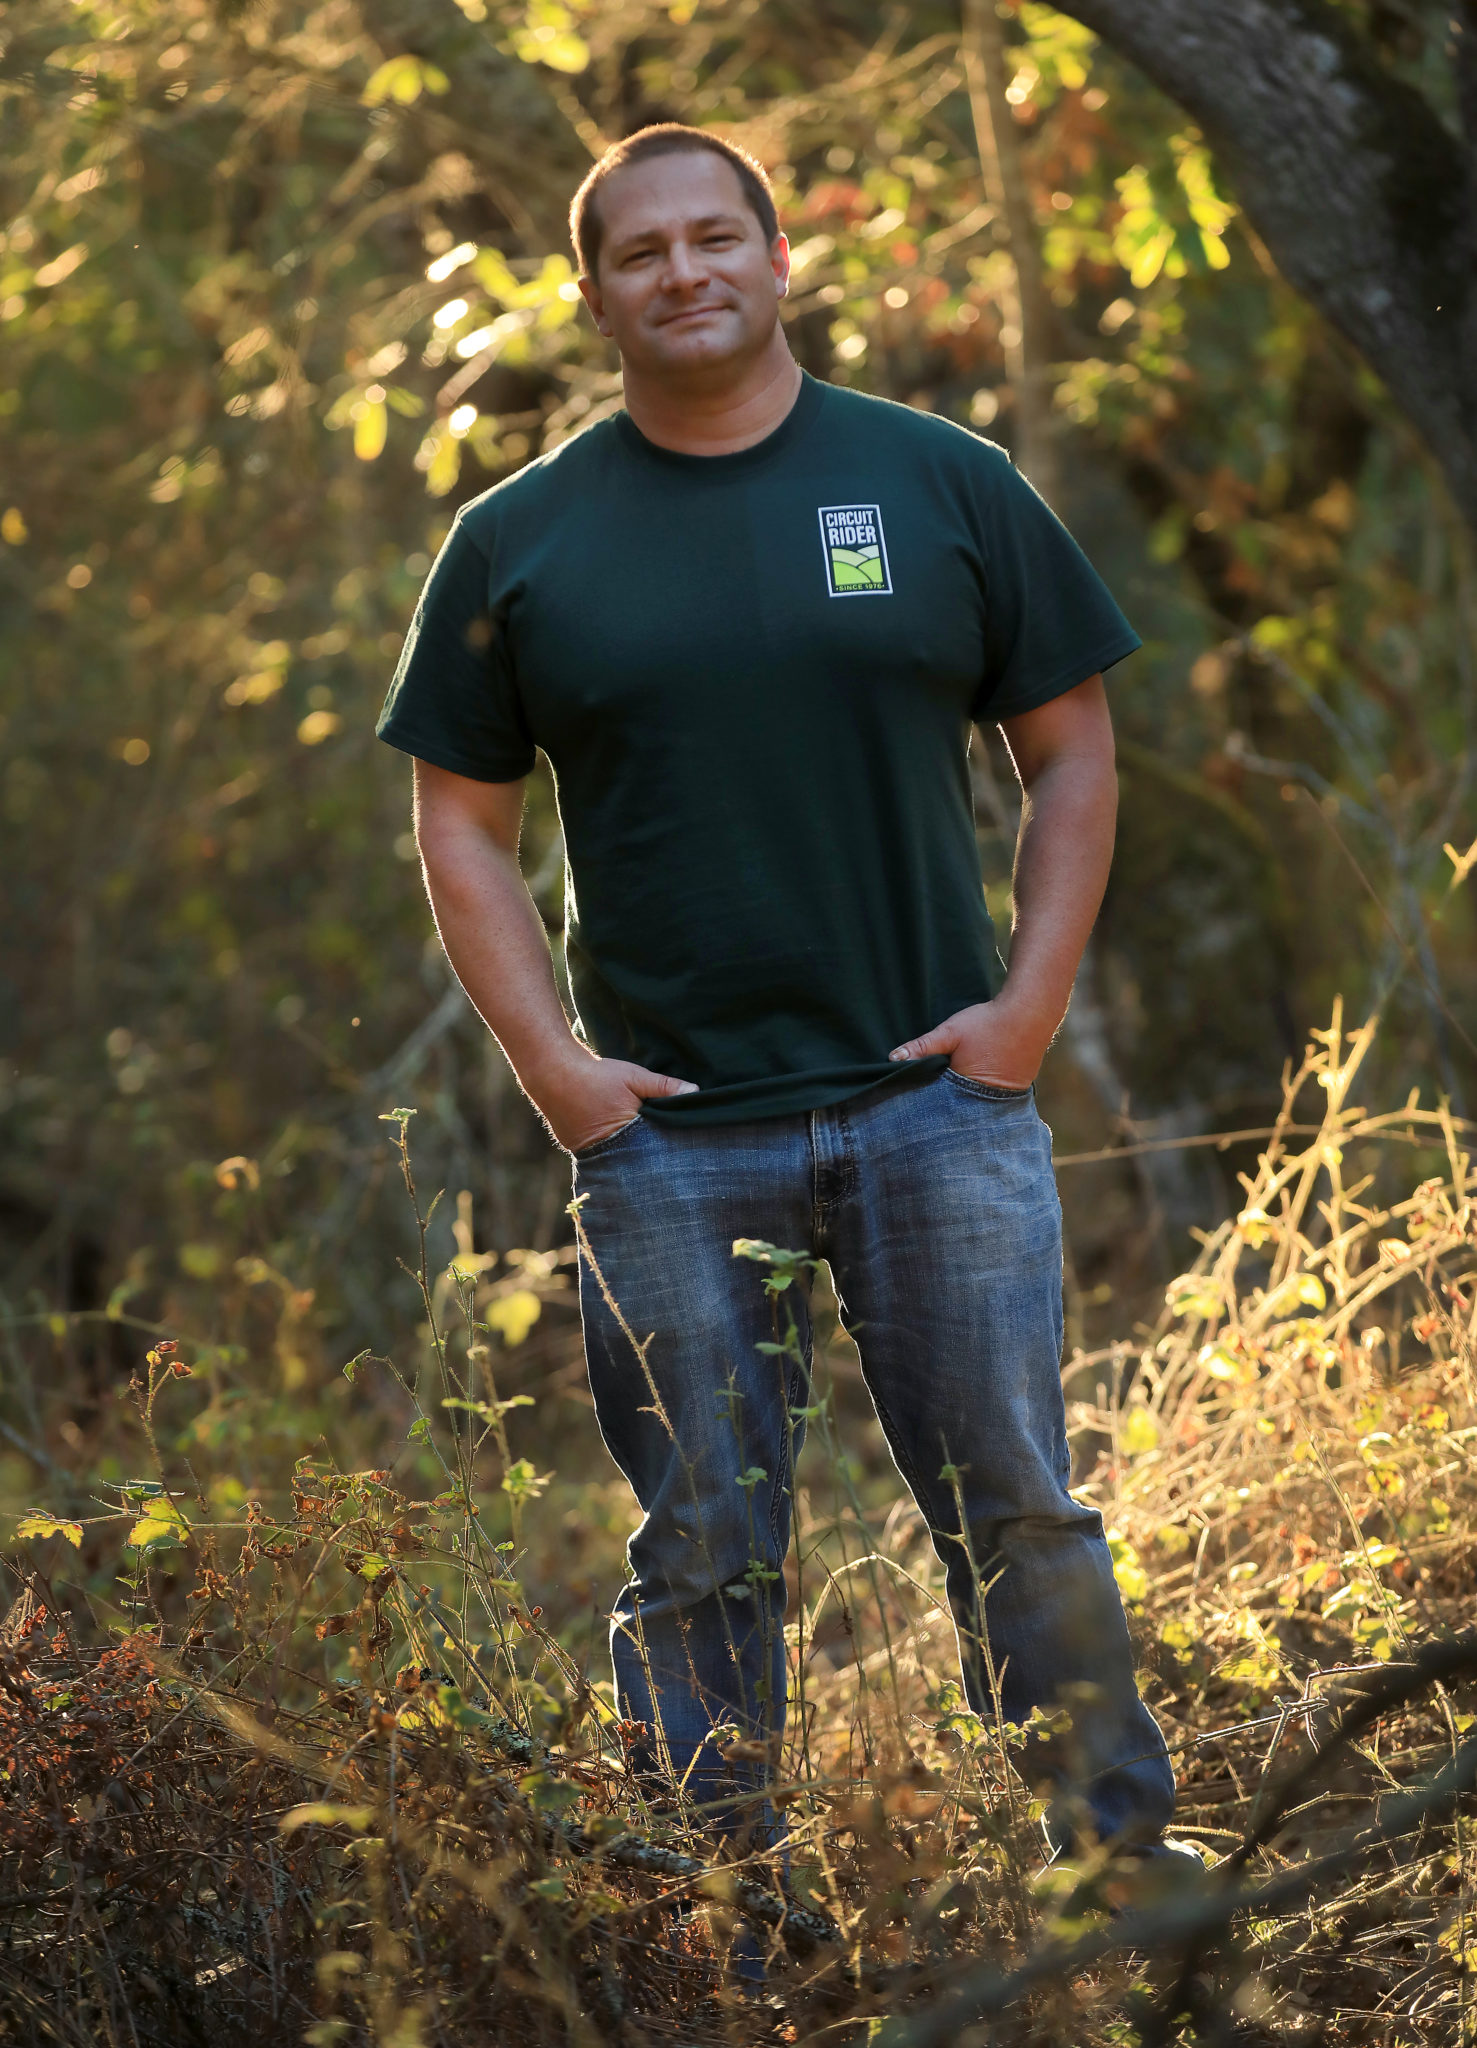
xmin=1035 ymin=1835 xmax=1210 ymax=1924
xmin=1104 ymin=1836 xmax=1211 ymax=1921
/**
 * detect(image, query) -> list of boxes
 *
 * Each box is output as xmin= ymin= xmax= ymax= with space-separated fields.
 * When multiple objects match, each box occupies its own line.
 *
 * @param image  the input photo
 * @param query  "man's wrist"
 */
xmin=990 ymin=979 xmax=1066 ymax=1047
xmin=515 ymin=1033 xmax=594 ymax=1100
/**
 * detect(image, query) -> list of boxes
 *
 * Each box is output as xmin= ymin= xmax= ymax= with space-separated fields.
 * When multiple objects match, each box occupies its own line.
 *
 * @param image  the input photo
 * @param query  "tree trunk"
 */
xmin=960 ymin=0 xmax=1060 ymax=506
xmin=1059 ymin=0 xmax=1477 ymax=534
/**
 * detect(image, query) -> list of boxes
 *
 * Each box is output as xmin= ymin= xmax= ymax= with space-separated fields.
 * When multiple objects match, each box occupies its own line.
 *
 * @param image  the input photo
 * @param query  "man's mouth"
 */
xmin=658 ymin=303 xmax=728 ymax=327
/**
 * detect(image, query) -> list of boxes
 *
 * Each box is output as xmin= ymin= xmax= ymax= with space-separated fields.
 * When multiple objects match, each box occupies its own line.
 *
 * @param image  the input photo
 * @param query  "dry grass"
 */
xmin=1 ymin=1006 xmax=1474 ymax=2046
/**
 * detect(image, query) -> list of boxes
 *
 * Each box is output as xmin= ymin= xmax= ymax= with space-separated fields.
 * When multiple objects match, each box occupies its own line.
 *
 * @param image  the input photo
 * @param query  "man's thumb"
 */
xmin=889 ymin=1025 xmax=956 ymax=1062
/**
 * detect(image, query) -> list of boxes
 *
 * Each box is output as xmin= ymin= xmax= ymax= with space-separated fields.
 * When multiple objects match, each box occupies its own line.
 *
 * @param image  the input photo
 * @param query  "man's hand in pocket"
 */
xmin=888 ymin=998 xmax=1049 ymax=1091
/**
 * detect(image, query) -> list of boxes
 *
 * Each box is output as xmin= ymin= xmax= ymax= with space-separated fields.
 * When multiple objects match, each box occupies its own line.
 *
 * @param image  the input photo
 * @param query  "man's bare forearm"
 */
xmin=411 ymin=759 xmax=694 ymax=1153
xmin=414 ymin=802 xmax=584 ymax=1096
xmin=996 ymin=745 xmax=1117 ymax=1041
xmin=888 ymin=674 xmax=1116 ymax=1086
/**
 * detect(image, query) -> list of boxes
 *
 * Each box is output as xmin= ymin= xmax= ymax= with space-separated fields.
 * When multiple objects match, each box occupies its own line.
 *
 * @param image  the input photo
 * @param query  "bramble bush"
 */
xmin=1 ymin=1008 xmax=1474 ymax=2045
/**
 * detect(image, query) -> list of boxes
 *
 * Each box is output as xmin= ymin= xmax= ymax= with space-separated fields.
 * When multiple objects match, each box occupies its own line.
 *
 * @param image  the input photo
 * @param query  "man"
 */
xmin=379 ymin=124 xmax=1186 ymax=1869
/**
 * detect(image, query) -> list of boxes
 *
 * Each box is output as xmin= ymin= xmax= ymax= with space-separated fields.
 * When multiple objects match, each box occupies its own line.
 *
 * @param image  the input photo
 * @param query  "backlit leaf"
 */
xmin=16 ymin=1512 xmax=82 ymax=1547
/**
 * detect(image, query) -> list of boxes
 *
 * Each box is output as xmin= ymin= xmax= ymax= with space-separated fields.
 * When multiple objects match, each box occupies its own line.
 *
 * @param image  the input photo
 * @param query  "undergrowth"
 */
xmin=1 ymin=1005 xmax=1474 ymax=2046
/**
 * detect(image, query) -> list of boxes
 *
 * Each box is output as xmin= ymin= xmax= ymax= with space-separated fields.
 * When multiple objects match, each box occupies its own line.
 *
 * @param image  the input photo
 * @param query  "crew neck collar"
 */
xmin=613 ymin=370 xmax=825 ymax=475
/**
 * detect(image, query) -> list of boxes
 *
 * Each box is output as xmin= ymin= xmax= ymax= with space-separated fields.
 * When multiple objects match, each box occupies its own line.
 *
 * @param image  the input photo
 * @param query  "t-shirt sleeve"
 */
xmin=375 ymin=514 xmax=537 ymax=782
xmin=969 ymin=446 xmax=1141 ymax=724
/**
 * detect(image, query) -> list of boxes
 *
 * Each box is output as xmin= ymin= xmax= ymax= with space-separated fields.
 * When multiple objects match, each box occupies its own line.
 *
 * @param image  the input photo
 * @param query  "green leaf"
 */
xmin=442 ymin=1395 xmax=534 ymax=1422
xmin=502 ymin=1457 xmax=551 ymax=1501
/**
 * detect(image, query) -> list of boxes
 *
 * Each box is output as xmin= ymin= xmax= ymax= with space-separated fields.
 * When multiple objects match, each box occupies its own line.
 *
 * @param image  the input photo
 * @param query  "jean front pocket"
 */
xmin=570 ymin=1114 xmax=644 ymax=1164
xmin=943 ymin=1069 xmax=1033 ymax=1103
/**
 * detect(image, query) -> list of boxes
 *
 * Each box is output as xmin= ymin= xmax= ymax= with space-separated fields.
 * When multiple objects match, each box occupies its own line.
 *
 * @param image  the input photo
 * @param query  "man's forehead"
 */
xmin=599 ymin=153 xmax=755 ymax=244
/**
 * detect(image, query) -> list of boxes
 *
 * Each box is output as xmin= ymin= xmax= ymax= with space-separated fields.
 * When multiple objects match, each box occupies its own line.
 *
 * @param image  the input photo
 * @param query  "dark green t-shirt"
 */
xmin=377 ymin=372 xmax=1139 ymax=1125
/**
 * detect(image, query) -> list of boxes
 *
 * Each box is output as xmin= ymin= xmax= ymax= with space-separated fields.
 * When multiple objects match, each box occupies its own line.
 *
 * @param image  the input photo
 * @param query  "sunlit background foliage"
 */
xmin=2 ymin=5 xmax=1476 ymax=2036
xmin=1 ymin=0 xmax=1473 ymax=1516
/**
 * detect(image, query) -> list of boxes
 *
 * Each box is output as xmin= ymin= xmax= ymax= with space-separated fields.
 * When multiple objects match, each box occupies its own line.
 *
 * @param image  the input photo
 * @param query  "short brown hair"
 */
xmin=569 ymin=124 xmax=779 ymax=279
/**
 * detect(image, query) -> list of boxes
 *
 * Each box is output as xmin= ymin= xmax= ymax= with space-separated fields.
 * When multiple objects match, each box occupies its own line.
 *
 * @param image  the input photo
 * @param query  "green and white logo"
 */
xmin=818 ymin=503 xmax=892 ymax=596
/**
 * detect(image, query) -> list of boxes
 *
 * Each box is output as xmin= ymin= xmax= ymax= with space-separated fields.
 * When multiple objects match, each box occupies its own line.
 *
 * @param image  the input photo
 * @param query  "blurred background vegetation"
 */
xmin=1 ymin=0 xmax=1474 ymax=1500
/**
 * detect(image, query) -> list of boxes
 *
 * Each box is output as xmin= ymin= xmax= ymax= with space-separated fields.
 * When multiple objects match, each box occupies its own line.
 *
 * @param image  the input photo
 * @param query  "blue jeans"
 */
xmin=572 ymin=1069 xmax=1175 ymax=1852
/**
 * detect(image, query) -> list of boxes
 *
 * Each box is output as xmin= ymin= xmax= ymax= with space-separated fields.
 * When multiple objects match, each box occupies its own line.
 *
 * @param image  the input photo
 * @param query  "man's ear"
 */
xmin=771 ymin=232 xmax=791 ymax=299
xmin=578 ymin=273 xmax=612 ymax=337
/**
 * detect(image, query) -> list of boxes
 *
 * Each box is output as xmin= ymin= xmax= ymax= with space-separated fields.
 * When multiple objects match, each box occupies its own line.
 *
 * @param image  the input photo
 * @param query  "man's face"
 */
xmin=579 ymin=150 xmax=789 ymax=382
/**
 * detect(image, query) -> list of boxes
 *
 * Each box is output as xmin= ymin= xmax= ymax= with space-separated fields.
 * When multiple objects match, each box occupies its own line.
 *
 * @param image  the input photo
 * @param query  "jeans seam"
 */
xmin=864 ymin=1378 xmax=948 ymax=1549
xmin=811 ymin=1106 xmax=858 ymax=1221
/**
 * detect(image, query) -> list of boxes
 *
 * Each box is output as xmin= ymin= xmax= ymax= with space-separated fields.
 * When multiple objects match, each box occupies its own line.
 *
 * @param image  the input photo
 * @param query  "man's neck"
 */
xmin=620 ymin=336 xmax=803 ymax=457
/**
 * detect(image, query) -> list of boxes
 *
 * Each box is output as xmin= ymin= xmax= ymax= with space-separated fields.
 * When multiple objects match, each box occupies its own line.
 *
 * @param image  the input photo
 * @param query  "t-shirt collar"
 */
xmin=612 ymin=369 xmax=826 ymax=476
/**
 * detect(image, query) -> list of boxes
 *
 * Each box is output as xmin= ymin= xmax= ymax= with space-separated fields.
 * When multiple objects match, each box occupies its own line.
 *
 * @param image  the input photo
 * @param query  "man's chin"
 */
xmin=638 ymin=327 xmax=758 ymax=379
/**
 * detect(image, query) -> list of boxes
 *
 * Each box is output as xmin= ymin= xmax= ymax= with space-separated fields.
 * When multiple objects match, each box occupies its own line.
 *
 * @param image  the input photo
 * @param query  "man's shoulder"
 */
xmin=818 ymin=379 xmax=1014 ymax=477
xmin=452 ymin=413 xmax=621 ymax=547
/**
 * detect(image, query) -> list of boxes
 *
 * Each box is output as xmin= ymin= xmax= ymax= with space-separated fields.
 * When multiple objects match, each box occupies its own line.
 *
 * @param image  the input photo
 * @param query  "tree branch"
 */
xmin=1058 ymin=0 xmax=1477 ymax=531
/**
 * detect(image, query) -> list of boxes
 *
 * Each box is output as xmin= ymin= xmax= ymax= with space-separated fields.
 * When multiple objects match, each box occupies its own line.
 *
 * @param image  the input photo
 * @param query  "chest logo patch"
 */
xmin=818 ymin=503 xmax=892 ymax=596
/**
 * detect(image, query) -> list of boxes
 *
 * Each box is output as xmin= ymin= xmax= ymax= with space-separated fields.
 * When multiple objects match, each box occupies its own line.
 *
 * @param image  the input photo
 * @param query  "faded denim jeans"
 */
xmin=573 ymin=1068 xmax=1176 ymax=1853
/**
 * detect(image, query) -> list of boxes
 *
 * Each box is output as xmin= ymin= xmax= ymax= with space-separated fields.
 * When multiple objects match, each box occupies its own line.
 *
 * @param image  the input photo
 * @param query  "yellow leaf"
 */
xmin=1105 ymin=1528 xmax=1147 ymax=1605
xmin=1198 ymin=1342 xmax=1244 ymax=1382
xmin=511 ymin=2 xmax=590 ymax=73
xmin=362 ymin=56 xmax=448 ymax=106
xmin=421 ymin=426 xmax=463 ymax=498
xmin=15 ymin=1513 xmax=82 ymax=1547
xmin=487 ymin=1289 xmax=541 ymax=1347
xmin=297 ymin=710 xmax=342 ymax=745
xmin=1119 ymin=1407 xmax=1159 ymax=1457
xmin=1159 ymin=1616 xmax=1193 ymax=1663
xmin=1236 ymin=1207 xmax=1273 ymax=1248
xmin=1264 ymin=1272 xmax=1326 ymax=1318
xmin=127 ymin=1497 xmax=189 ymax=1548
xmin=1129 ymin=223 xmax=1174 ymax=288
xmin=1 ymin=507 xmax=27 ymax=545
xmin=1364 ymin=1462 xmax=1403 ymax=1498
xmin=353 ymin=398 xmax=387 ymax=462
xmin=280 ymin=1802 xmax=376 ymax=1834
xmin=1167 ymin=1277 xmax=1220 ymax=1320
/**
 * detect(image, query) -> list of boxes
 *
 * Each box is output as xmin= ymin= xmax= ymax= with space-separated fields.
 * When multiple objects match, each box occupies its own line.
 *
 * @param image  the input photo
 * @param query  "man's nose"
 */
xmin=661 ymin=240 xmax=710 ymax=290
